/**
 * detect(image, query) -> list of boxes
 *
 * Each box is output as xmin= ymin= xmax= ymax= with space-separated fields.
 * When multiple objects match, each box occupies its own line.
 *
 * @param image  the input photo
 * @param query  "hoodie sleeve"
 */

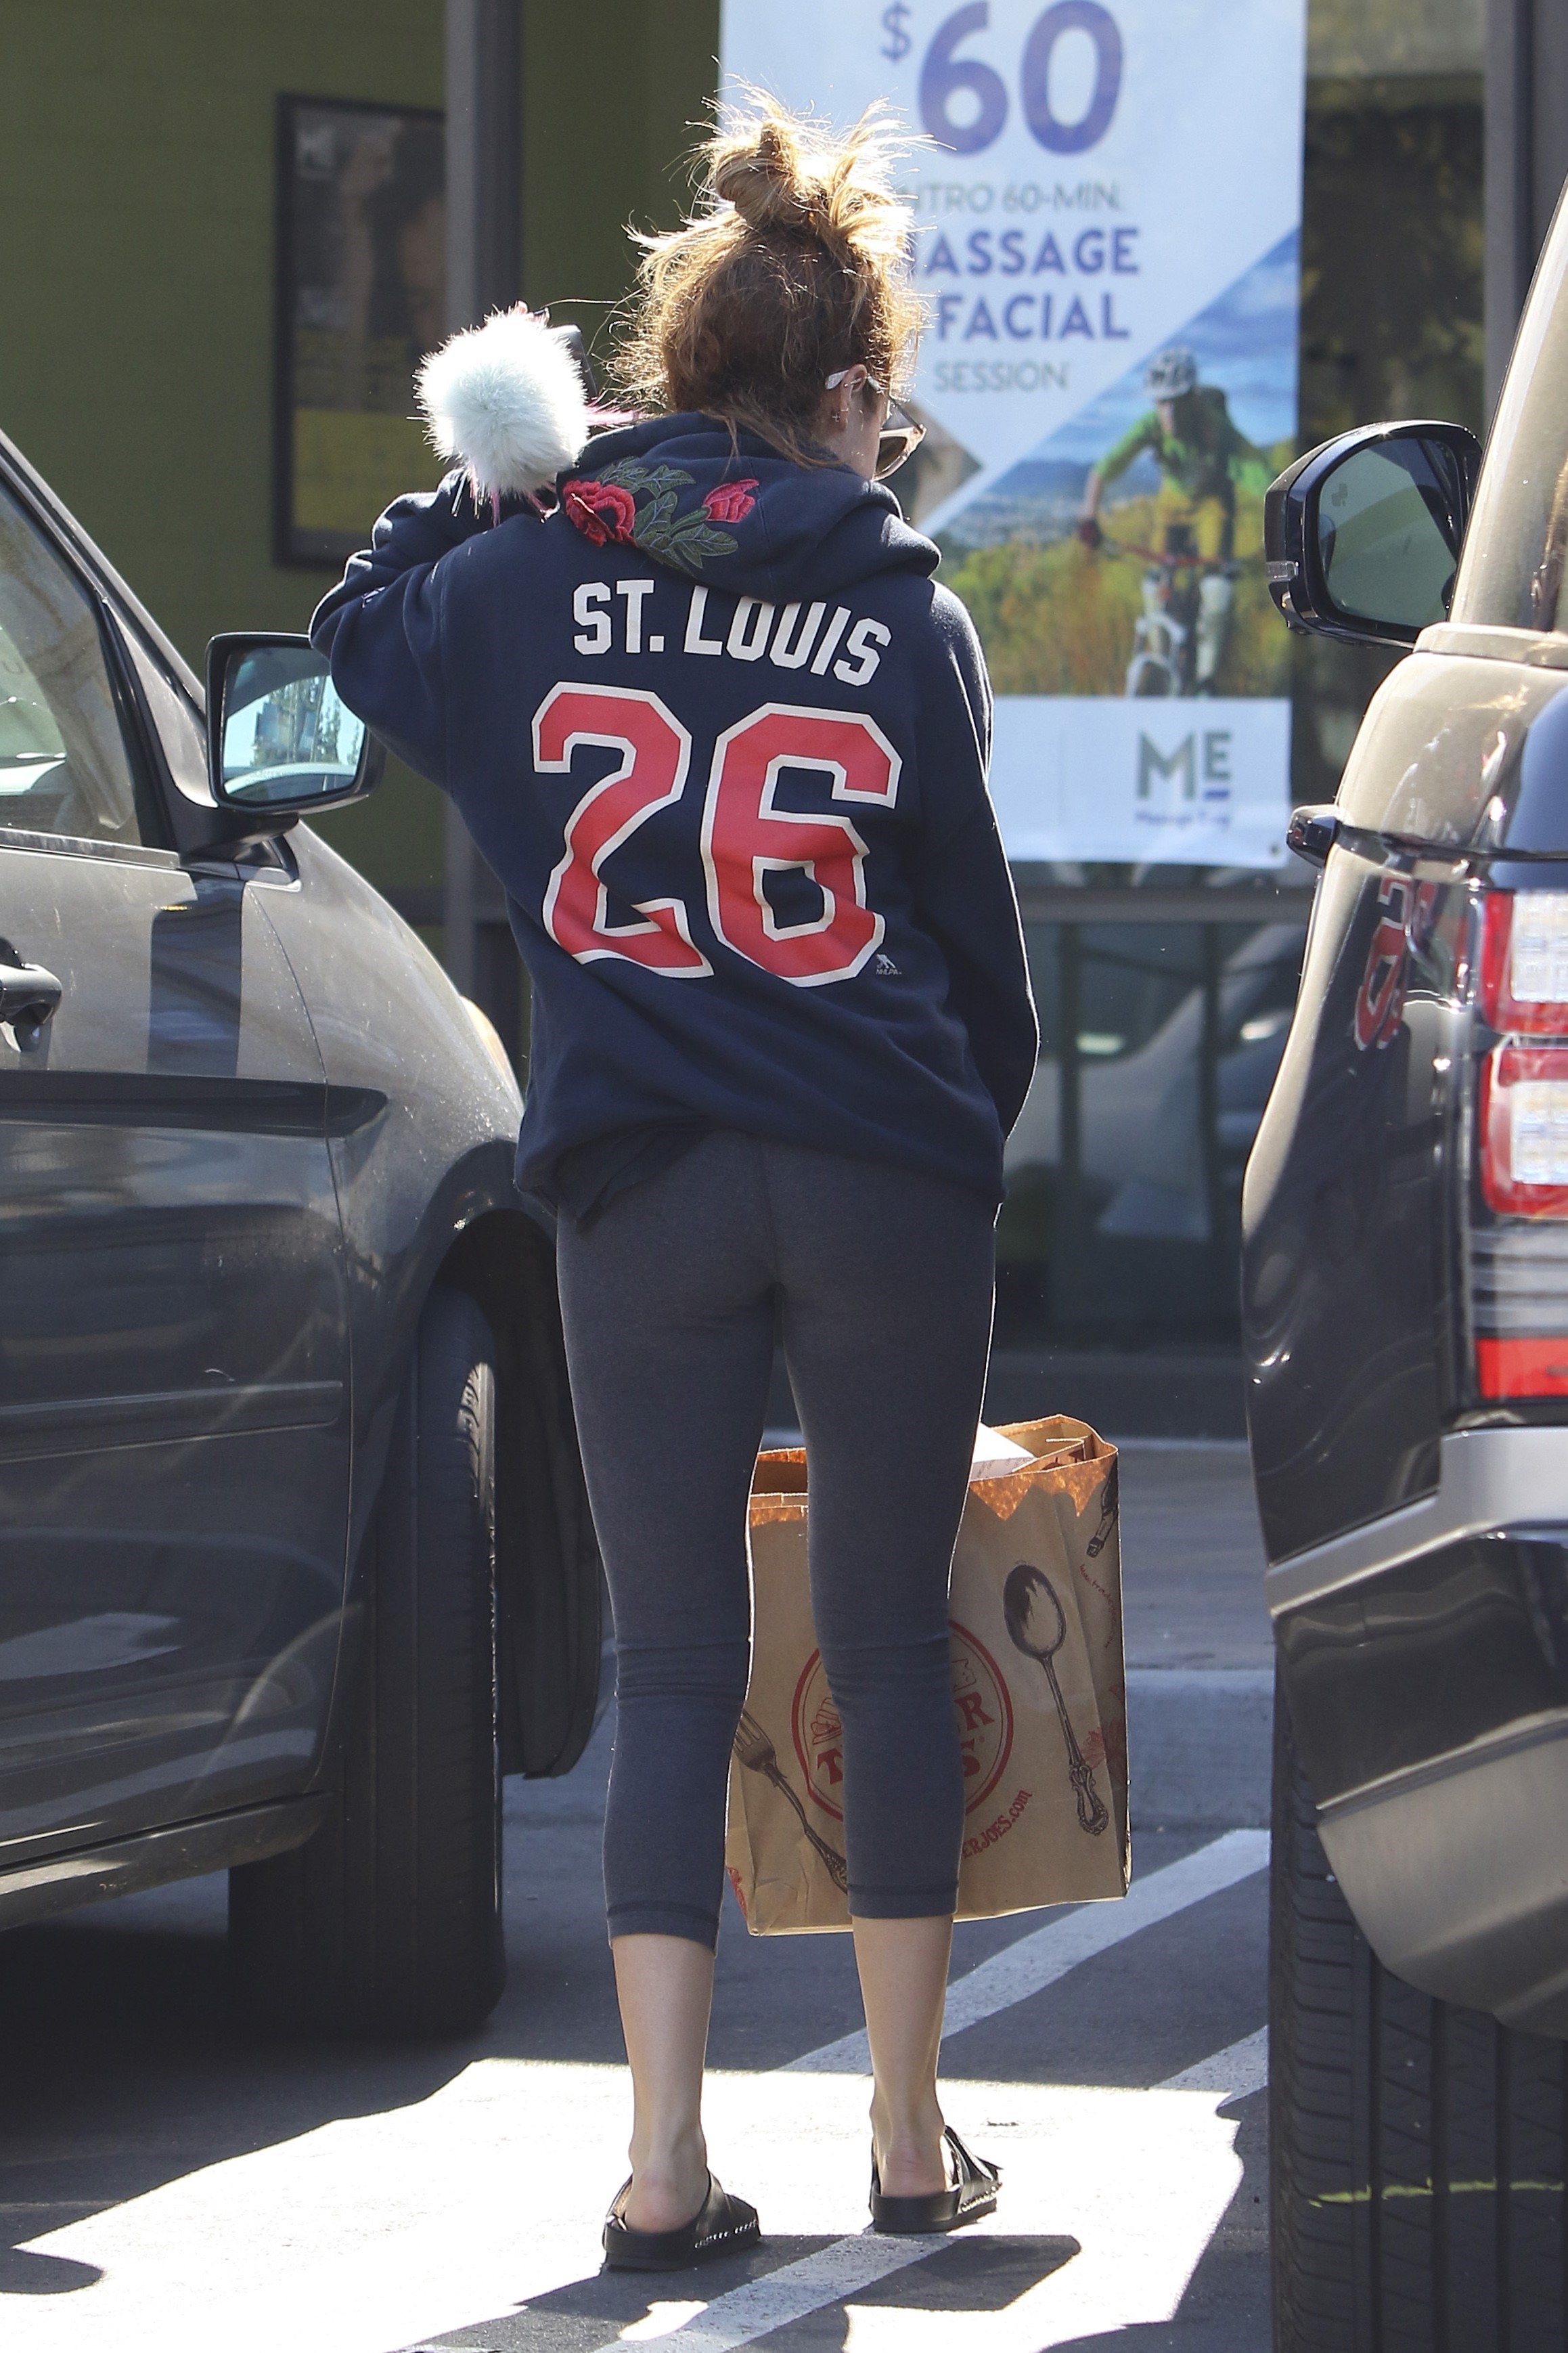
xmin=910 ymin=590 xmax=1039 ymax=1137
xmin=309 ymin=471 xmax=498 ymax=787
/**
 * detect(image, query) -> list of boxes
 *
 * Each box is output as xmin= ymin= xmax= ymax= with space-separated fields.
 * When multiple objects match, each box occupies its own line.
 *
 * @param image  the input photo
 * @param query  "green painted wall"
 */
xmin=525 ymin=2 xmax=722 ymax=365
xmin=0 ymin=0 xmax=720 ymax=906
xmin=0 ymin=1 xmax=443 ymax=657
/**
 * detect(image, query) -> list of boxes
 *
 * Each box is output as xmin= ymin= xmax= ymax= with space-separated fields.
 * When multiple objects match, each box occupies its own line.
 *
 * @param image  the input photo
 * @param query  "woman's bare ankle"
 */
xmin=870 ymin=2094 xmax=946 ymax=2197
xmin=623 ymin=2126 xmax=710 ymax=2233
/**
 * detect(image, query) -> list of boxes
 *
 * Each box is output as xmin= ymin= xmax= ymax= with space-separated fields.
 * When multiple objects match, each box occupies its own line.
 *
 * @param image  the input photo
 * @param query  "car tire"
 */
xmin=1271 ymin=1672 xmax=1568 ymax=2350
xmin=228 ymin=1285 xmax=503 ymax=2038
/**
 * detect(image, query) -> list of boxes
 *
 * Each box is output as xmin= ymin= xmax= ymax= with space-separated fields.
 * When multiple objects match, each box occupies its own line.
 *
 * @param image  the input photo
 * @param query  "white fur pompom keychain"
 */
xmin=416 ymin=308 xmax=592 ymax=519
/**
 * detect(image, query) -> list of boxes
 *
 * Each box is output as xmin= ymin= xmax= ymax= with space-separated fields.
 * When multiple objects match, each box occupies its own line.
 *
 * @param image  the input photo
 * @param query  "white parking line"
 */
xmin=614 ymin=2232 xmax=951 ymax=2350
xmin=790 ymin=1828 xmax=1270 ymax=2072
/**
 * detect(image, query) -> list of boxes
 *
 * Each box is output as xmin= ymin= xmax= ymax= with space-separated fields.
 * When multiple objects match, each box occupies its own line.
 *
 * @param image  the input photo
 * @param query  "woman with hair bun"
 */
xmin=313 ymin=97 xmax=1037 ymax=2269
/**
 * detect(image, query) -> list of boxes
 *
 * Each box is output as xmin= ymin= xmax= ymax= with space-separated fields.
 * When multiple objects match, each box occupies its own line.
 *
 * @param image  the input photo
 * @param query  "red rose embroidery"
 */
xmin=702 ymin=478 xmax=759 ymax=525
xmin=562 ymin=477 xmax=637 ymax=546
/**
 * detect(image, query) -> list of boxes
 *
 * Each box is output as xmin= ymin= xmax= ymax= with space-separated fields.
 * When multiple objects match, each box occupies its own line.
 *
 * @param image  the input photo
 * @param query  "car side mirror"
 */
xmin=1264 ymin=421 xmax=1482 ymax=650
xmin=204 ymin=634 xmax=384 ymax=826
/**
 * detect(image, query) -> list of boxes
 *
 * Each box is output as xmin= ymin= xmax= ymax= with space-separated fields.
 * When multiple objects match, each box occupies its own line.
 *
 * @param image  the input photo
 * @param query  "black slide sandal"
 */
xmin=602 ymin=2172 xmax=761 ymax=2272
xmin=869 ymin=2126 xmax=1000 ymax=2235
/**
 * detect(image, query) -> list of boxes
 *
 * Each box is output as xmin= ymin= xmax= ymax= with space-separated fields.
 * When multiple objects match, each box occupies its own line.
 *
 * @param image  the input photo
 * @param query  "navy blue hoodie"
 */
xmin=311 ymin=415 xmax=1037 ymax=1209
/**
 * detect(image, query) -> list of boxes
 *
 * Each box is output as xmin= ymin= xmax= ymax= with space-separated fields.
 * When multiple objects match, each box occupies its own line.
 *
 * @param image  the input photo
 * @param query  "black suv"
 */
xmin=0 ymin=426 xmax=598 ymax=2038
xmin=1251 ymin=209 xmax=1568 ymax=2346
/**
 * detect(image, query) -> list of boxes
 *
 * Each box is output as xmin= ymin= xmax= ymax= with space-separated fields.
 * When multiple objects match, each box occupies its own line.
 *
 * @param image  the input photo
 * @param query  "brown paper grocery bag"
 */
xmin=725 ymin=1418 xmax=1128 ymax=1934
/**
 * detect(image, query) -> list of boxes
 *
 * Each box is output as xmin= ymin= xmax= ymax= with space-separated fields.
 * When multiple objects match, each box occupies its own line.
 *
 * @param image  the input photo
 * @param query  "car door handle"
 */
xmin=0 ymin=940 xmax=63 ymax=1046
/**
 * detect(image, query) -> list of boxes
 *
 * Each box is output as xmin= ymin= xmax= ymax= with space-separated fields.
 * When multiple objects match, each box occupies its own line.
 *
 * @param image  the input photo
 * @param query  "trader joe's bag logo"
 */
xmin=791 ymin=1622 xmax=1015 ymax=1822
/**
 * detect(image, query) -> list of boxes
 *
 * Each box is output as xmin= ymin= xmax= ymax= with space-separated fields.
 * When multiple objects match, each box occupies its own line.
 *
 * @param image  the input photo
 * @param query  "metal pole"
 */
xmin=443 ymin=0 xmax=522 ymax=999
xmin=1487 ymin=0 xmax=1568 ymax=422
xmin=1199 ymin=925 xmax=1226 ymax=1296
xmin=443 ymin=0 xmax=481 ymax=1000
xmin=1056 ymin=924 xmax=1083 ymax=1330
xmin=1487 ymin=0 xmax=1533 ymax=419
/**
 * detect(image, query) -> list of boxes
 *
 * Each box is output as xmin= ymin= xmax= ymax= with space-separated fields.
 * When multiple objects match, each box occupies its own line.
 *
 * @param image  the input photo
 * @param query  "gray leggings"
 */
xmin=556 ymin=1130 xmax=997 ymax=1949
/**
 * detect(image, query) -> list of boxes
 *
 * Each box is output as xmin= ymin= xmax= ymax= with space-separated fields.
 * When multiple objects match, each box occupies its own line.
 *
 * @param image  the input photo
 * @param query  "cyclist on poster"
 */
xmin=1076 ymin=346 xmax=1270 ymax=697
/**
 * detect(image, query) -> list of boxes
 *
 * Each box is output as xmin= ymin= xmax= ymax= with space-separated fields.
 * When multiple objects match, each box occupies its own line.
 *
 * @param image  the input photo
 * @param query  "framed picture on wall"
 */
xmin=275 ymin=94 xmax=445 ymax=569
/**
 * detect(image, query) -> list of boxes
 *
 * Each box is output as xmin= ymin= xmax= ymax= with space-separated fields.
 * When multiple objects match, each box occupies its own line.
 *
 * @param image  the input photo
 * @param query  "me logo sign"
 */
xmin=987 ymin=699 xmax=1292 ymax=867
xmin=1137 ymin=734 xmax=1196 ymax=804
xmin=1136 ymin=730 xmax=1234 ymax=823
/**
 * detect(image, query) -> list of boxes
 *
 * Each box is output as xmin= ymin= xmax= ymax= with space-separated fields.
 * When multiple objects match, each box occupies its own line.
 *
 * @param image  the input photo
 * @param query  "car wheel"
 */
xmin=228 ymin=1285 xmax=503 ymax=2038
xmin=1271 ymin=1672 xmax=1568 ymax=2350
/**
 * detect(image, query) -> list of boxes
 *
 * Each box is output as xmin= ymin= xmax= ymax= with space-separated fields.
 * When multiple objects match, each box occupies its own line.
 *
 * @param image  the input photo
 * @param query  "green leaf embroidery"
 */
xmin=666 ymin=517 xmax=738 ymax=566
xmin=601 ymin=460 xmax=693 ymax=498
xmin=588 ymin=456 xmax=742 ymax=573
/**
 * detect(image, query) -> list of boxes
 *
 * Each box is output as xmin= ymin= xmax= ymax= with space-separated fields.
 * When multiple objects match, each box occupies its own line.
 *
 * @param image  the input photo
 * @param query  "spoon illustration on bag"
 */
xmin=1002 ymin=1562 xmax=1110 ymax=1837
xmin=733 ymin=1707 xmax=849 ymax=1894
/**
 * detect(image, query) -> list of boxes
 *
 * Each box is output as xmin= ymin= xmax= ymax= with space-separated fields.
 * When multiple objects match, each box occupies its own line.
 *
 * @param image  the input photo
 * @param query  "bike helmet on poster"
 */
xmin=1144 ymin=346 xmax=1199 ymax=399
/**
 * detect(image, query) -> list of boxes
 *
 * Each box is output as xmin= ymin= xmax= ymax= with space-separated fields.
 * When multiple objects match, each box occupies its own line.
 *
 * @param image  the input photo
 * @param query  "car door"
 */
xmin=0 ymin=464 xmax=351 ymax=1857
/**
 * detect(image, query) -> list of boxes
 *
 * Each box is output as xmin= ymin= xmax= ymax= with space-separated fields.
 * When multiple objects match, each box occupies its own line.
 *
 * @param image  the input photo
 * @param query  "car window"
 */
xmin=1451 ymin=219 xmax=1568 ymax=634
xmin=0 ymin=481 xmax=157 ymax=845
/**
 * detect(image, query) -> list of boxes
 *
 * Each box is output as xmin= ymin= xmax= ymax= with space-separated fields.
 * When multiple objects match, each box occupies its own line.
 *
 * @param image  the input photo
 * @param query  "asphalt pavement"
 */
xmin=0 ymin=1438 xmax=1274 ymax=2352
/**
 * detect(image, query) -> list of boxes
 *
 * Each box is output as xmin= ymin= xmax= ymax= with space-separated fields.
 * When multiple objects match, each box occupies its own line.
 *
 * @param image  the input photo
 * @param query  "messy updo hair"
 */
xmin=614 ymin=96 xmax=923 ymax=461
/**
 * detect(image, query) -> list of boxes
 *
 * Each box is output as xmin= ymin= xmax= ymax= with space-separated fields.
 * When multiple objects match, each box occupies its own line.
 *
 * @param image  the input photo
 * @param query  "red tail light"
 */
xmin=1476 ymin=1336 xmax=1568 ymax=1397
xmin=1475 ymin=893 xmax=1568 ymax=1399
xmin=1479 ymin=891 xmax=1568 ymax=1032
xmin=1479 ymin=1044 xmax=1568 ymax=1217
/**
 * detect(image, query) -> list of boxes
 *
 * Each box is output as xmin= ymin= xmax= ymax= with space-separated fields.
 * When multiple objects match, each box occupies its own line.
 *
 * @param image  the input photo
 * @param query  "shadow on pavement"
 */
xmin=0 ymin=1900 xmax=474 ymax=2289
xmin=422 ymin=2237 xmax=838 ymax=2350
xmin=0 ymin=1698 xmax=629 ymax=2284
xmin=415 ymin=2232 xmax=1081 ymax=2352
xmin=0 ymin=2247 xmax=104 ymax=2295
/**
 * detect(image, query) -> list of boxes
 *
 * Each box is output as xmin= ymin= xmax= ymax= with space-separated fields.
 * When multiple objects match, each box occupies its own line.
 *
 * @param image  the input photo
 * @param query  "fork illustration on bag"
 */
xmin=733 ymin=1707 xmax=851 ymax=1895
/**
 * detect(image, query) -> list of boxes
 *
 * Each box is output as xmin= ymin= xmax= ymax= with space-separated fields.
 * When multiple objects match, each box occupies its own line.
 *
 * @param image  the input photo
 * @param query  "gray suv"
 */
xmin=0 ymin=424 xmax=598 ymax=2038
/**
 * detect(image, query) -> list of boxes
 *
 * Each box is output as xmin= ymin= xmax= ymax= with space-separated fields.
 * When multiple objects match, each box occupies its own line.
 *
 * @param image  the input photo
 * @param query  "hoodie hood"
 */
xmin=555 ymin=413 xmax=940 ymax=605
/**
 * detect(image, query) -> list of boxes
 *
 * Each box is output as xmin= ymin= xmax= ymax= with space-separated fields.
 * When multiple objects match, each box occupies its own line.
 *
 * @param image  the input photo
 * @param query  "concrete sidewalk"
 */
xmin=1118 ymin=1439 xmax=1273 ymax=1830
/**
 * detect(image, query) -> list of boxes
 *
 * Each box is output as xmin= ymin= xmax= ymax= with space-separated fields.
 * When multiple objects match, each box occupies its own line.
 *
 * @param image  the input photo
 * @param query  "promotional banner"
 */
xmin=719 ymin=1 xmax=1307 ymax=866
